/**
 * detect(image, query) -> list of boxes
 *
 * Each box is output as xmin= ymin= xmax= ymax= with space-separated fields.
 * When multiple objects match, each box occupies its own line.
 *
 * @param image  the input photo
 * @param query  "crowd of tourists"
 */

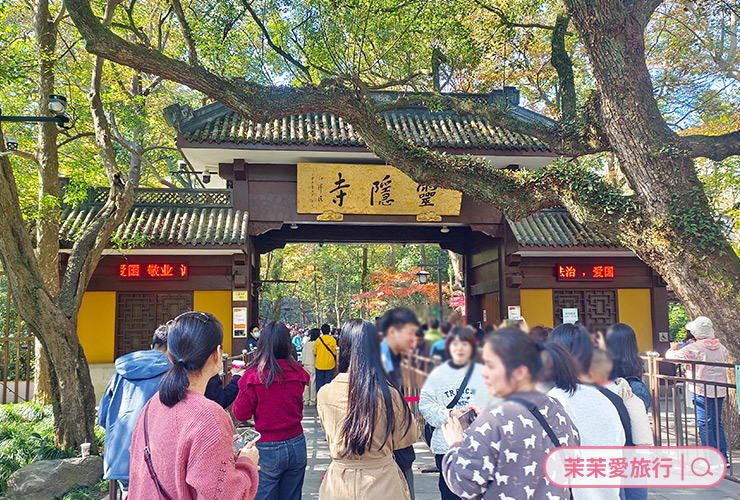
xmin=96 ymin=306 xmax=728 ymax=500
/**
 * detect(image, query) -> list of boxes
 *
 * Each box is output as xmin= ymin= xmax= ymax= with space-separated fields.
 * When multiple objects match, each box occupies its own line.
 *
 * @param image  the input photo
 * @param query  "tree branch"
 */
xmin=9 ymin=150 xmax=40 ymax=165
xmin=628 ymin=0 xmax=665 ymax=28
xmin=473 ymin=0 xmax=564 ymax=31
xmin=57 ymin=132 xmax=95 ymax=148
xmin=680 ymin=129 xmax=740 ymax=161
xmin=170 ymin=0 xmax=198 ymax=65
xmin=551 ymin=10 xmax=576 ymax=120
xmin=240 ymin=0 xmax=312 ymax=82
xmin=59 ymin=0 xmax=135 ymax=317
xmin=0 ymin=127 xmax=63 ymax=336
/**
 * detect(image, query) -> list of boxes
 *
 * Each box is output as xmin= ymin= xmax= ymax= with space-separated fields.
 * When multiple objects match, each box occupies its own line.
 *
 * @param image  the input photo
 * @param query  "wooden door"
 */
xmin=116 ymin=292 xmax=193 ymax=358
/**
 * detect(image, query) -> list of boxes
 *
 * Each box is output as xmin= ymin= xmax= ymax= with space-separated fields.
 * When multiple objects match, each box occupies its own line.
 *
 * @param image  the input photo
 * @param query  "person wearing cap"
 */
xmin=666 ymin=316 xmax=729 ymax=462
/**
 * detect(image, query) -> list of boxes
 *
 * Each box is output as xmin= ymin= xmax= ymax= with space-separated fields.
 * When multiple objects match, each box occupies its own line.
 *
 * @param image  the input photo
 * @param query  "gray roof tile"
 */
xmin=510 ymin=209 xmax=620 ymax=248
xmin=59 ymin=205 xmax=248 ymax=248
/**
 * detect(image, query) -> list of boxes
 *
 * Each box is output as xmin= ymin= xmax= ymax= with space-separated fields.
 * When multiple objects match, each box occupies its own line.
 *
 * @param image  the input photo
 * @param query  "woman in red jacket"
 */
xmin=233 ymin=321 xmax=310 ymax=500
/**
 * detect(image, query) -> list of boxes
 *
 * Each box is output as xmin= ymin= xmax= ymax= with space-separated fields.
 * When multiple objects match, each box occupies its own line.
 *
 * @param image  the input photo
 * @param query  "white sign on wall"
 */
xmin=233 ymin=307 xmax=247 ymax=337
xmin=562 ymin=308 xmax=579 ymax=324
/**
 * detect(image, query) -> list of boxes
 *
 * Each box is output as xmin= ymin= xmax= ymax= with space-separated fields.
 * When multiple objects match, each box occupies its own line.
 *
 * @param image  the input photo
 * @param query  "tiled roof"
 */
xmin=510 ymin=209 xmax=621 ymax=248
xmin=181 ymin=108 xmax=550 ymax=152
xmin=59 ymin=205 xmax=248 ymax=247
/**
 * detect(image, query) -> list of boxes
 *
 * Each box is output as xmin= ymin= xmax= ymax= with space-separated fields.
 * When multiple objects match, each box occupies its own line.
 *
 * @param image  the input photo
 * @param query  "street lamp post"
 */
xmin=416 ymin=254 xmax=444 ymax=320
xmin=0 ymin=95 xmax=72 ymax=131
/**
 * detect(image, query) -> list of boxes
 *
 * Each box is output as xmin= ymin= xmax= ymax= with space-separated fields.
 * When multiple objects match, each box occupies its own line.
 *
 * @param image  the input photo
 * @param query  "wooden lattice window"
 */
xmin=553 ymin=290 xmax=618 ymax=329
xmin=116 ymin=293 xmax=193 ymax=358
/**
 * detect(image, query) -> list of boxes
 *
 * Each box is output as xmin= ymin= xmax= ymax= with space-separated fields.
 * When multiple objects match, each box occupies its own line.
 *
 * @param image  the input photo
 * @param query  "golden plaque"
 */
xmin=297 ymin=163 xmax=462 ymax=217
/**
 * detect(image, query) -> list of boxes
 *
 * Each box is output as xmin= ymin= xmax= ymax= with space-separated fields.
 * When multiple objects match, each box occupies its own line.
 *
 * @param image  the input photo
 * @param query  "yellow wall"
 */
xmin=194 ymin=291 xmax=233 ymax=354
xmin=78 ymin=292 xmax=116 ymax=363
xmin=520 ymin=289 xmax=554 ymax=328
xmin=618 ymin=289 xmax=653 ymax=352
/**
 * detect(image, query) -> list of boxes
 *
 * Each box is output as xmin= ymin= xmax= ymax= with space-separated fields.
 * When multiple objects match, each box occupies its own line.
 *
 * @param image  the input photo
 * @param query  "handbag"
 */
xmin=143 ymin=402 xmax=176 ymax=500
xmin=424 ymin=362 xmax=475 ymax=446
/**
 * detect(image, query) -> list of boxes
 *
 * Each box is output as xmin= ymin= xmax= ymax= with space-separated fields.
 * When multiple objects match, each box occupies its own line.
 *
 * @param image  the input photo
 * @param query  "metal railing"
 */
xmin=400 ymin=352 xmax=442 ymax=433
xmin=0 ymin=270 xmax=35 ymax=404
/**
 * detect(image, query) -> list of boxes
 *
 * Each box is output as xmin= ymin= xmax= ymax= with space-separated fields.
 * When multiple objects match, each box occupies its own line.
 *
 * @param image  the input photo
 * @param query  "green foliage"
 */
xmin=0 ymin=402 xmax=106 ymax=494
xmin=62 ymin=480 xmax=109 ymax=500
xmin=668 ymin=186 xmax=729 ymax=255
xmin=668 ymin=302 xmax=691 ymax=342
xmin=260 ymin=243 xmax=451 ymax=325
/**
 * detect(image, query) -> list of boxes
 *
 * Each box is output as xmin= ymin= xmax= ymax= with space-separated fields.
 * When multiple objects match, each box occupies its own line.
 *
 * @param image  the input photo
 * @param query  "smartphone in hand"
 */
xmin=459 ymin=409 xmax=477 ymax=430
xmin=233 ymin=428 xmax=261 ymax=454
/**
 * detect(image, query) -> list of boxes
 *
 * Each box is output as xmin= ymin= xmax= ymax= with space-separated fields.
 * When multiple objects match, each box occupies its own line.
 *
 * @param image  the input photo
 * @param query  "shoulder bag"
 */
xmin=424 ymin=362 xmax=475 ymax=446
xmin=592 ymin=384 xmax=634 ymax=446
xmin=143 ymin=401 xmax=176 ymax=500
xmin=507 ymin=395 xmax=574 ymax=500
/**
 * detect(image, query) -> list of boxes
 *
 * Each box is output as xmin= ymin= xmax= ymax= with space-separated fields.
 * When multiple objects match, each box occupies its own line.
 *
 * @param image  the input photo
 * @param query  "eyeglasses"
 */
xmin=171 ymin=311 xmax=210 ymax=324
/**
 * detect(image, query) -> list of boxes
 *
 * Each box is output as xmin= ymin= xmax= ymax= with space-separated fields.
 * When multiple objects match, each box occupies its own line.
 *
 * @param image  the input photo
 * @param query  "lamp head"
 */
xmin=440 ymin=225 xmax=450 ymax=234
xmin=6 ymin=137 xmax=18 ymax=151
xmin=416 ymin=269 xmax=430 ymax=285
xmin=48 ymin=95 xmax=67 ymax=116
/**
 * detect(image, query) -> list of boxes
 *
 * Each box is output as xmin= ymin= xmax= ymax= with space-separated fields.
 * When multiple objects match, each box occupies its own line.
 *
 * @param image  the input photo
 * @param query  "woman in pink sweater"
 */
xmin=233 ymin=321 xmax=310 ymax=500
xmin=129 ymin=312 xmax=259 ymax=500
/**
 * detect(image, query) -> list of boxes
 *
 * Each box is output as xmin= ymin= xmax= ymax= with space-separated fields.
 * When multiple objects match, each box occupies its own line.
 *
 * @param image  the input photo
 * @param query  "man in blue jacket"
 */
xmin=97 ymin=325 xmax=171 ymax=498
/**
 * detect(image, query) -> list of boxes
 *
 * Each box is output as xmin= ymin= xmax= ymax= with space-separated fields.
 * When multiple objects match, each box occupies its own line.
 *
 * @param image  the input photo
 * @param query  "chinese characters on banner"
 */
xmin=119 ymin=262 xmax=188 ymax=279
xmin=557 ymin=264 xmax=615 ymax=281
xmin=297 ymin=163 xmax=462 ymax=216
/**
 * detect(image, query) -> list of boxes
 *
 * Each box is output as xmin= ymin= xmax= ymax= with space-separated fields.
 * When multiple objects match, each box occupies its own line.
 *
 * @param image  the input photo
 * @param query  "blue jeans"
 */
xmin=315 ymin=368 xmax=335 ymax=395
xmin=694 ymin=395 xmax=728 ymax=462
xmin=255 ymin=433 xmax=307 ymax=500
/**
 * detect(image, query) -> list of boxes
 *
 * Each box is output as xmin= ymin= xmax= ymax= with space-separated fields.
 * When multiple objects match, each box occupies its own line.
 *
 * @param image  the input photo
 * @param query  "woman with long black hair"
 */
xmin=233 ymin=321 xmax=310 ymax=500
xmin=128 ymin=312 xmax=259 ymax=500
xmin=317 ymin=318 xmax=419 ymax=500
xmin=606 ymin=322 xmax=651 ymax=410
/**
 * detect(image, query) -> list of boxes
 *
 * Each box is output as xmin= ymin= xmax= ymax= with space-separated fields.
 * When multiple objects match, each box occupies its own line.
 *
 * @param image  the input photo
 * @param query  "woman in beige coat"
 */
xmin=317 ymin=319 xmax=419 ymax=500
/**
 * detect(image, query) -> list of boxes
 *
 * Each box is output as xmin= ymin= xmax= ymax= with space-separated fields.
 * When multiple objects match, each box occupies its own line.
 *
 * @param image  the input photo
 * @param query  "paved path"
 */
xmin=301 ymin=405 xmax=740 ymax=499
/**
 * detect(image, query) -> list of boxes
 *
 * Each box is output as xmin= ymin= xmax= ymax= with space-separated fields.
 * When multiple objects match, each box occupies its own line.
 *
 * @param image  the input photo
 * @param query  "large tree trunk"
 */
xmin=565 ymin=0 xmax=740 ymax=359
xmin=36 ymin=315 xmax=98 ymax=448
xmin=31 ymin=0 xmax=59 ymax=406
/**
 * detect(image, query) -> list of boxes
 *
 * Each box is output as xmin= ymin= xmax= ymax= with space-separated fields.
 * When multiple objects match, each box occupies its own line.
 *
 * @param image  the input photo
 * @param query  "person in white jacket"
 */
xmin=666 ymin=316 xmax=729 ymax=463
xmin=419 ymin=326 xmax=495 ymax=500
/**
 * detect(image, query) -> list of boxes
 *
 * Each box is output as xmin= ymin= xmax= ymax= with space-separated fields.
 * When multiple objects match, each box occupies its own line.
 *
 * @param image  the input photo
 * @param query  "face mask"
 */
xmin=253 ymin=332 xmax=260 ymax=338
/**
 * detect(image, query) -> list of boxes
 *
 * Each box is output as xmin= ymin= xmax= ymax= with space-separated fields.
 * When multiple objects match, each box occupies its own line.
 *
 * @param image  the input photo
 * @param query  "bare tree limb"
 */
xmin=170 ymin=0 xmax=198 ymax=65
xmin=551 ymin=10 xmax=576 ymax=120
xmin=58 ymin=132 xmax=95 ymax=148
xmin=240 ymin=0 xmax=312 ymax=82
xmin=628 ymin=0 xmax=665 ymax=28
xmin=680 ymin=130 xmax=740 ymax=161
xmin=9 ymin=150 xmax=40 ymax=164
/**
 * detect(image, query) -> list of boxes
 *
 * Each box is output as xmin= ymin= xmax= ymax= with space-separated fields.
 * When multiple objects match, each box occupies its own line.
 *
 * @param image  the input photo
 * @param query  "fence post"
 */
xmin=647 ymin=352 xmax=661 ymax=446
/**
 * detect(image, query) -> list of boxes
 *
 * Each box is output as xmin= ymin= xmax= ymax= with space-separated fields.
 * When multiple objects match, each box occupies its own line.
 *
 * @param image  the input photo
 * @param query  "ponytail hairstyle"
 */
xmin=548 ymin=323 xmax=593 ymax=375
xmin=159 ymin=312 xmax=223 ymax=407
xmin=338 ymin=319 xmax=411 ymax=457
xmin=487 ymin=328 xmax=579 ymax=395
xmin=249 ymin=321 xmax=300 ymax=388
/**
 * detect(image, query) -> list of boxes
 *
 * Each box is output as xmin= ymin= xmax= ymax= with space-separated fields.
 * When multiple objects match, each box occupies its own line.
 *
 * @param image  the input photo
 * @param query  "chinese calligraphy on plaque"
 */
xmin=297 ymin=163 xmax=462 ymax=216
